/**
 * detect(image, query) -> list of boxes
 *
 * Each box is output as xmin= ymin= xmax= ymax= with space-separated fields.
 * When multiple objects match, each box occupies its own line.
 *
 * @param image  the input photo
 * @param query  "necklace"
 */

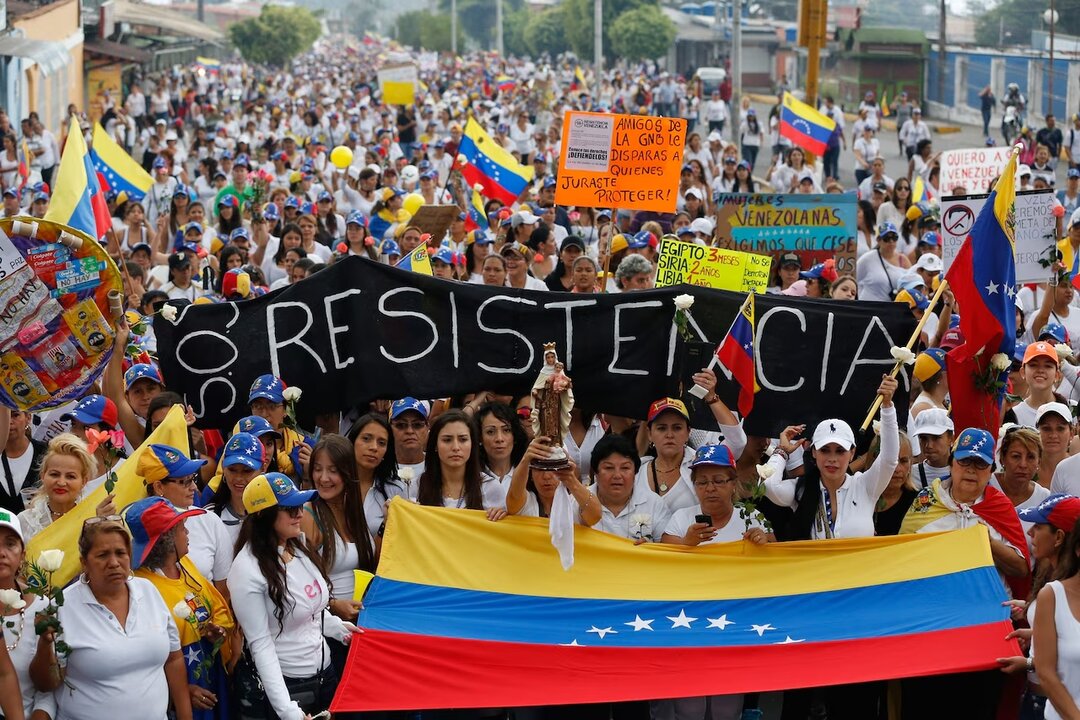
xmin=3 ymin=606 xmax=24 ymax=651
xmin=47 ymin=502 xmax=68 ymax=519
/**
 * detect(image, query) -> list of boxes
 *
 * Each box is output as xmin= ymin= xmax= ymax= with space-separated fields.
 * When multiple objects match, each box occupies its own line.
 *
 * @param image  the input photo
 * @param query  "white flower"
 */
xmin=1057 ymin=343 xmax=1074 ymax=361
xmin=472 ymin=182 xmax=484 ymax=194
xmin=456 ymin=153 xmax=468 ymax=166
xmin=630 ymin=513 xmax=652 ymax=528
xmin=872 ymin=420 xmax=881 ymax=436
xmin=755 ymin=464 xmax=774 ymax=480
xmin=398 ymin=467 xmax=414 ymax=482
xmin=159 ymin=304 xmax=178 ymax=323
xmin=673 ymin=294 xmax=695 ymax=311
xmin=173 ymin=600 xmax=193 ymax=621
xmin=37 ymin=549 xmax=64 ymax=573
xmin=990 ymin=353 xmax=1011 ymax=372
xmin=0 ymin=588 xmax=25 ymax=612
xmin=890 ymin=346 xmax=916 ymax=365
xmin=998 ymin=422 xmax=1018 ymax=443
xmin=282 ymin=386 xmax=302 ymax=403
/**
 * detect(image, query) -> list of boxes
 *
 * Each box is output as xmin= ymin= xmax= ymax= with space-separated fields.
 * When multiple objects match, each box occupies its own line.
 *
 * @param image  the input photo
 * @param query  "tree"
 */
xmin=524 ymin=6 xmax=570 ymax=57
xmin=504 ymin=7 xmax=531 ymax=57
xmin=609 ymin=5 xmax=676 ymax=62
xmin=970 ymin=0 xmax=1080 ymax=46
xmin=437 ymin=0 xmax=525 ymax=49
xmin=229 ymin=6 xmax=322 ymax=67
xmin=561 ymin=0 xmax=651 ymax=61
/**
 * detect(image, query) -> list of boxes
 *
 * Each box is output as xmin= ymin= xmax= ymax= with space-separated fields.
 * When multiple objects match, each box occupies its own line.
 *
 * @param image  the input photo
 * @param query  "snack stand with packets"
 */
xmin=0 ymin=217 xmax=123 ymax=411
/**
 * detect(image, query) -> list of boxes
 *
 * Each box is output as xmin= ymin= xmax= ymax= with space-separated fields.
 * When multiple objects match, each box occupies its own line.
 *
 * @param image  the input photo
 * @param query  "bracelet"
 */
xmin=704 ymin=394 xmax=720 ymax=405
xmin=1027 ymin=656 xmax=1034 ymax=671
xmin=773 ymin=448 xmax=790 ymax=461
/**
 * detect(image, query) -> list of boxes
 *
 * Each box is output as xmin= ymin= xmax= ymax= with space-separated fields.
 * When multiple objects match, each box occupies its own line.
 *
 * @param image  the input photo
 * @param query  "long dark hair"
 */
xmin=273 ymin=223 xmax=303 ymax=264
xmin=216 ymin=201 xmax=241 ymax=236
xmin=1054 ymin=517 xmax=1080 ymax=585
xmin=307 ymin=435 xmax=376 ymax=577
xmin=346 ymin=413 xmax=401 ymax=497
xmin=475 ymin=402 xmax=528 ymax=471
xmin=234 ymin=506 xmax=328 ymax=634
xmin=417 ymin=410 xmax=483 ymax=509
xmin=789 ymin=451 xmax=842 ymax=541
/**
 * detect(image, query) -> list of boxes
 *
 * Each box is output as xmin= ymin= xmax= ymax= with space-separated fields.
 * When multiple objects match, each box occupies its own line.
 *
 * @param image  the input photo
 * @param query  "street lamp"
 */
xmin=1045 ymin=5 xmax=1058 ymax=116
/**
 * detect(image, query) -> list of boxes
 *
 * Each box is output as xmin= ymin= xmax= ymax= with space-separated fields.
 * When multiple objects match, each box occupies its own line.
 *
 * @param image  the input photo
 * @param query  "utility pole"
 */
xmin=594 ymin=0 xmax=603 ymax=73
xmin=798 ymin=0 xmax=825 ymax=108
xmin=1048 ymin=0 xmax=1057 ymax=116
xmin=451 ymin=0 xmax=457 ymax=54
xmin=496 ymin=0 xmax=503 ymax=56
xmin=197 ymin=0 xmax=204 ymax=22
xmin=732 ymin=0 xmax=742 ymax=117
xmin=938 ymin=0 xmax=946 ymax=108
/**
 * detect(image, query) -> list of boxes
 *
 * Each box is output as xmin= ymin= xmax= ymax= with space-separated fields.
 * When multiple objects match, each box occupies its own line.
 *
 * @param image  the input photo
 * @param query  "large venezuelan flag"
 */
xmin=44 ymin=118 xmax=111 ymax=241
xmin=779 ymin=92 xmax=836 ymax=156
xmin=332 ymin=502 xmax=1017 ymax=711
xmin=91 ymin=124 xmax=154 ymax=202
xmin=458 ymin=118 xmax=533 ymax=206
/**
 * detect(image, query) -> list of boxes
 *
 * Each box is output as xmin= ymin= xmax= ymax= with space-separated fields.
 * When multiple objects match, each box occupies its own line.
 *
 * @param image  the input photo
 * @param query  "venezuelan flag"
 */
xmin=195 ymin=56 xmax=221 ymax=74
xmin=943 ymin=147 xmax=1018 ymax=436
xmin=779 ymin=92 xmax=836 ymax=156
xmin=463 ymin=186 xmax=487 ymax=232
xmin=715 ymin=292 xmax=757 ymax=417
xmin=91 ymin=124 xmax=154 ymax=202
xmin=496 ymin=74 xmax=515 ymax=93
xmin=332 ymin=502 xmax=1017 ymax=711
xmin=459 ymin=118 xmax=534 ymax=206
xmin=572 ymin=65 xmax=589 ymax=93
xmin=395 ymin=244 xmax=432 ymax=275
xmin=44 ymin=118 xmax=111 ymax=241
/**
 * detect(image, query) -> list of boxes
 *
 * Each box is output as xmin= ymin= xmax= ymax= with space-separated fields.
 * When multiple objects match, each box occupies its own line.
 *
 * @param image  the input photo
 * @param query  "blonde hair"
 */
xmin=40 ymin=433 xmax=96 ymax=486
xmin=999 ymin=427 xmax=1042 ymax=462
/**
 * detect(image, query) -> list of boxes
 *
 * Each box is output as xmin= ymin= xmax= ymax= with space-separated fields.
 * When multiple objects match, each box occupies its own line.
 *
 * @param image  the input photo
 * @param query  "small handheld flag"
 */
xmin=715 ymin=293 xmax=758 ymax=418
xmin=44 ymin=118 xmax=111 ymax=241
xmin=880 ymin=91 xmax=891 ymax=118
xmin=779 ymin=92 xmax=836 ymax=156
xmin=396 ymin=244 xmax=433 ymax=276
xmin=459 ymin=118 xmax=534 ymax=206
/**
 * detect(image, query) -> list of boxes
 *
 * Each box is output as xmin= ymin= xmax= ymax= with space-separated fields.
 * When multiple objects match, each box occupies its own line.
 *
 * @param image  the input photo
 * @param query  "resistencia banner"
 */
xmin=154 ymin=257 xmax=916 ymax=437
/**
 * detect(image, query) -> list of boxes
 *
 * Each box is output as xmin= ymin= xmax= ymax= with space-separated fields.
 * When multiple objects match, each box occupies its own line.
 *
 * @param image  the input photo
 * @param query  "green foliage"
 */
xmin=524 ymin=6 xmax=570 ymax=56
xmin=970 ymin=0 xmax=1080 ymax=46
xmin=504 ymin=7 xmax=531 ymax=57
xmin=395 ymin=10 xmax=465 ymax=52
xmin=562 ymin=0 xmax=650 ymax=60
xmin=609 ymin=4 xmax=676 ymax=62
xmin=228 ymin=5 xmax=322 ymax=67
xmin=437 ymin=0 xmax=525 ymax=48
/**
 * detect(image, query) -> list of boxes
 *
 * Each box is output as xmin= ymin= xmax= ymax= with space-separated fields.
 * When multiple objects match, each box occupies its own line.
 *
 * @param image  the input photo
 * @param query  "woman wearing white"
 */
xmin=229 ymin=472 xmax=356 ymax=720
xmin=765 ymin=375 xmax=899 ymax=539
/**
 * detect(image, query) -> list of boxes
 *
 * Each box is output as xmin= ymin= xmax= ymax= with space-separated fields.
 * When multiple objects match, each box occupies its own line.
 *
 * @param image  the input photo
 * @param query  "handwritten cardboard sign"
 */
xmin=378 ymin=64 xmax=417 ymax=106
xmin=655 ymin=237 xmax=771 ymax=292
xmin=555 ymin=111 xmax=686 ymax=212
xmin=714 ymin=193 xmax=858 ymax=273
xmin=939 ymin=146 xmax=1013 ymax=196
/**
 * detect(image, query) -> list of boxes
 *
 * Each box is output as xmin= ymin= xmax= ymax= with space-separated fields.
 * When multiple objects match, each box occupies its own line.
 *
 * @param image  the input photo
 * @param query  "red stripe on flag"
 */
xmin=332 ymin=623 xmax=1017 ymax=712
xmin=461 ymin=164 xmax=518 ymax=206
xmin=779 ymin=122 xmax=827 ymax=156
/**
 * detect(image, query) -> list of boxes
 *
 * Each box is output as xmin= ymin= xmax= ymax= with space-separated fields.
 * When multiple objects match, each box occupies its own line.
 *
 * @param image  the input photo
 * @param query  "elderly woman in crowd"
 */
xmin=35 ymin=516 xmax=192 ymax=720
xmin=125 ymin=497 xmax=235 ymax=719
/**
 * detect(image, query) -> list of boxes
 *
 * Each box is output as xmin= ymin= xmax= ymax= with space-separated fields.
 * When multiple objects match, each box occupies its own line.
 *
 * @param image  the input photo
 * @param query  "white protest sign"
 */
xmin=939 ymin=147 xmax=1013 ymax=196
xmin=940 ymin=189 xmax=1056 ymax=283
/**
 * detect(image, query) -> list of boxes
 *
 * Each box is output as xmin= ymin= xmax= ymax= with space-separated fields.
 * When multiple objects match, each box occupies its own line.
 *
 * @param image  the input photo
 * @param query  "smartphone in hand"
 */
xmin=695 ymin=514 xmax=712 ymax=526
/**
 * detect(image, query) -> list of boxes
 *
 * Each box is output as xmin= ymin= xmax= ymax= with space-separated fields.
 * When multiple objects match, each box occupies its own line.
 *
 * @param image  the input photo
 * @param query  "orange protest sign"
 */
xmin=555 ymin=111 xmax=686 ymax=213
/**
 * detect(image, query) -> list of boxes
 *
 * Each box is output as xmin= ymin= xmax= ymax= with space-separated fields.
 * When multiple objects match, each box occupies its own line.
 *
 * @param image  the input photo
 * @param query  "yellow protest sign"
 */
xmin=655 ymin=237 xmax=771 ymax=293
xmin=378 ymin=64 xmax=417 ymax=106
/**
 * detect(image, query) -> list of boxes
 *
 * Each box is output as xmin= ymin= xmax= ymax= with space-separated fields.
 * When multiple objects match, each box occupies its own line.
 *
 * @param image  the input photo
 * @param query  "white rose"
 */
xmin=0 ymin=588 xmax=25 ymax=611
xmin=159 ymin=304 xmax=178 ymax=323
xmin=456 ymin=153 xmax=468 ymax=166
xmin=282 ymin=386 xmax=302 ymax=403
xmin=872 ymin=420 xmax=881 ymax=436
xmin=755 ymin=464 xmax=774 ymax=480
xmin=173 ymin=600 xmax=193 ymax=621
xmin=37 ymin=549 xmax=64 ymax=573
xmin=990 ymin=353 xmax=1011 ymax=372
xmin=890 ymin=346 xmax=916 ymax=365
xmin=673 ymin=294 xmax=695 ymax=311
xmin=398 ymin=467 xmax=415 ymax=482
xmin=630 ymin=513 xmax=652 ymax=527
xmin=472 ymin=183 xmax=484 ymax=194
xmin=1056 ymin=343 xmax=1074 ymax=361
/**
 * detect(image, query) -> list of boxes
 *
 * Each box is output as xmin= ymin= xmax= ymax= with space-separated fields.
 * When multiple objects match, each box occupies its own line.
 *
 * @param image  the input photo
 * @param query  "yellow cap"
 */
xmin=242 ymin=472 xmax=315 ymax=514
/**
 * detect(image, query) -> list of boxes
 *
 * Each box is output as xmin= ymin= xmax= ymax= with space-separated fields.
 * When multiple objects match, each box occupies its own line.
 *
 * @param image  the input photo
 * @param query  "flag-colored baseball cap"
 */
xmin=689 ymin=444 xmax=735 ymax=469
xmin=222 ymin=432 xmax=264 ymax=469
xmin=952 ymin=428 xmax=995 ymax=465
xmin=123 ymin=497 xmax=205 ymax=569
xmin=913 ymin=348 xmax=946 ymax=382
xmin=125 ymin=363 xmax=164 ymax=391
xmin=1019 ymin=493 xmax=1080 ymax=529
xmin=61 ymin=395 xmax=118 ymax=427
xmin=249 ymin=375 xmax=285 ymax=404
xmin=232 ymin=415 xmax=282 ymax=439
xmin=137 ymin=443 xmax=207 ymax=483
xmin=647 ymin=397 xmax=690 ymax=424
xmin=389 ymin=397 xmax=430 ymax=420
xmin=243 ymin=472 xmax=315 ymax=513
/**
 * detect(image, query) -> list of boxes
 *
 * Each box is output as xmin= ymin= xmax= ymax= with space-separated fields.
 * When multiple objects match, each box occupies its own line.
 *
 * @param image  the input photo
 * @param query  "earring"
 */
xmin=81 ymin=574 xmax=90 ymax=585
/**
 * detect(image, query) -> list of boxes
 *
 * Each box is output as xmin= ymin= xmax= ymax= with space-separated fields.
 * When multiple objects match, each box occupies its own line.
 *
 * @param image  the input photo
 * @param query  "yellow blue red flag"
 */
xmin=44 ymin=118 xmax=112 ymax=240
xmin=459 ymin=118 xmax=533 ymax=206
xmin=779 ymin=92 xmax=836 ymax=156
xmin=91 ymin=123 xmax=153 ymax=202
xmin=395 ymin=244 xmax=432 ymax=276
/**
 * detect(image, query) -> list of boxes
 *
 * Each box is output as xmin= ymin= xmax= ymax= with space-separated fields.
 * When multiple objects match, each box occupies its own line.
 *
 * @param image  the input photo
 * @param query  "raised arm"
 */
xmin=858 ymin=376 xmax=900 ymax=503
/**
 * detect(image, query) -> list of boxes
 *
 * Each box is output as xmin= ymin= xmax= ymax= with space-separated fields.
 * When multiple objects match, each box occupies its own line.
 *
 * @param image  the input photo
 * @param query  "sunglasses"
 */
xmin=277 ymin=506 xmax=303 ymax=517
xmin=956 ymin=457 xmax=991 ymax=471
xmin=162 ymin=476 xmax=198 ymax=488
xmin=392 ymin=420 xmax=427 ymax=431
xmin=693 ymin=478 xmax=737 ymax=488
xmin=84 ymin=515 xmax=122 ymax=527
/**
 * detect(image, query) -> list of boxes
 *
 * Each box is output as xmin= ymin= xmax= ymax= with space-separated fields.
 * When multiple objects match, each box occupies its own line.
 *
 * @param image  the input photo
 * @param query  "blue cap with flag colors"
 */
xmin=137 ymin=443 xmax=207 ymax=483
xmin=60 ymin=395 xmax=118 ymax=427
xmin=222 ymin=432 xmax=264 ymax=469
xmin=390 ymin=397 xmax=430 ymax=420
xmin=249 ymin=374 xmax=285 ymax=404
xmin=1018 ymin=493 xmax=1080 ymax=528
xmin=232 ymin=415 xmax=282 ymax=439
xmin=125 ymin=363 xmax=164 ymax=390
xmin=952 ymin=428 xmax=995 ymax=465
xmin=243 ymin=472 xmax=315 ymax=513
xmin=690 ymin=444 xmax=735 ymax=469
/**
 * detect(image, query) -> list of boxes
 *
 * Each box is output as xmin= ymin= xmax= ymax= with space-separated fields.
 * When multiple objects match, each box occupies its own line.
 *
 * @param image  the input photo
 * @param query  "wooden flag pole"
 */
xmin=858 ymin=277 xmax=950 ymax=432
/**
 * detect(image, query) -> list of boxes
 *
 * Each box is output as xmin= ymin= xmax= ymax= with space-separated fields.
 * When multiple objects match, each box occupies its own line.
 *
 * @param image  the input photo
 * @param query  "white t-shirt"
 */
xmin=589 ymin=483 xmax=670 ymax=542
xmin=856 ymin=249 xmax=907 ymax=302
xmin=1051 ymin=453 xmax=1080 ymax=495
xmin=56 ymin=578 xmax=180 ymax=720
xmin=664 ymin=504 xmax=766 ymax=544
xmin=184 ymin=509 xmax=233 ymax=583
xmin=3 ymin=594 xmax=56 ymax=718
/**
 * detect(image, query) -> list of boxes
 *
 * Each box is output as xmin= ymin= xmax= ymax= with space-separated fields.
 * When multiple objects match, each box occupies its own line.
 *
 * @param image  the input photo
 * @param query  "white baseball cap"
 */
xmin=811 ymin=418 xmax=856 ymax=450
xmin=914 ymin=253 xmax=943 ymax=273
xmin=1037 ymin=402 xmax=1074 ymax=426
xmin=0 ymin=507 xmax=23 ymax=542
xmin=690 ymin=217 xmax=714 ymax=236
xmin=1068 ymin=207 xmax=1080 ymax=230
xmin=911 ymin=408 xmax=954 ymax=437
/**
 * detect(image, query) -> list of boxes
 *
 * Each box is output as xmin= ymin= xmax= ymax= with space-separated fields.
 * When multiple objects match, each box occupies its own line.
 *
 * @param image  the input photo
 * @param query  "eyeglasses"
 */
xmin=84 ymin=515 xmax=122 ymax=527
xmin=163 ymin=476 xmax=198 ymax=488
xmin=278 ymin=506 xmax=303 ymax=517
xmin=392 ymin=420 xmax=427 ymax=431
xmin=956 ymin=457 xmax=991 ymax=471
xmin=693 ymin=478 xmax=737 ymax=488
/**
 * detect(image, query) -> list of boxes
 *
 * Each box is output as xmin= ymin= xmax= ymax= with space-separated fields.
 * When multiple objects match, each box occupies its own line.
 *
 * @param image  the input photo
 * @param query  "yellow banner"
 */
xmin=382 ymin=81 xmax=415 ymax=106
xmin=26 ymin=405 xmax=190 ymax=587
xmin=655 ymin=237 xmax=771 ymax=292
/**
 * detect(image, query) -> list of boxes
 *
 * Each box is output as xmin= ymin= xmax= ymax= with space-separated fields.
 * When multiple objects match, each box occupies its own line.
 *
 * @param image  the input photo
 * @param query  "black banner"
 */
xmin=155 ymin=257 xmax=916 ymax=437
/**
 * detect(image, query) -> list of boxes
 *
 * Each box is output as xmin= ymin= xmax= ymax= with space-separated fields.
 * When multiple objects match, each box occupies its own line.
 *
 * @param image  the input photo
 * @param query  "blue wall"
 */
xmin=928 ymin=49 xmax=1072 ymax=118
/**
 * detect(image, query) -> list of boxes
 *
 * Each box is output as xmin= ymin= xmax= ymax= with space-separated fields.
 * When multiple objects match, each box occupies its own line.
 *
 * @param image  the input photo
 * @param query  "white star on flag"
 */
xmin=777 ymin=636 xmax=805 ymax=644
xmin=707 ymin=615 xmax=734 ymax=630
xmin=559 ymin=639 xmax=582 ymax=646
xmin=985 ymin=281 xmax=999 ymax=294
xmin=668 ymin=609 xmax=697 ymax=629
xmin=587 ymin=626 xmax=617 ymax=639
xmin=184 ymin=646 xmax=202 ymax=666
xmin=625 ymin=615 xmax=654 ymax=631
xmin=751 ymin=623 xmax=775 ymax=636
